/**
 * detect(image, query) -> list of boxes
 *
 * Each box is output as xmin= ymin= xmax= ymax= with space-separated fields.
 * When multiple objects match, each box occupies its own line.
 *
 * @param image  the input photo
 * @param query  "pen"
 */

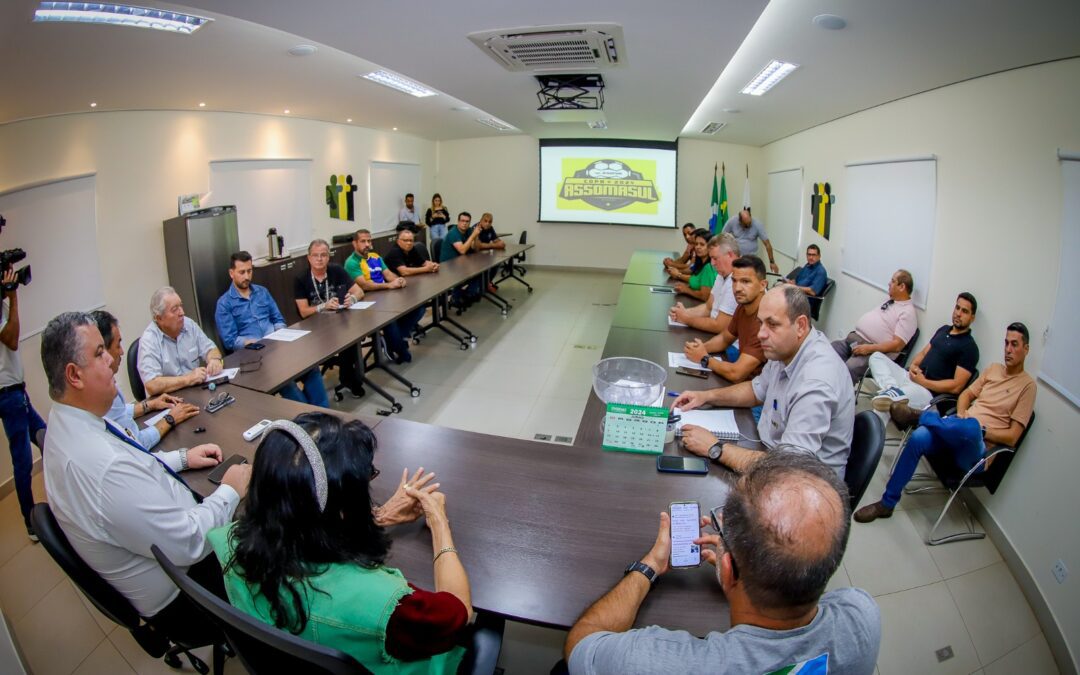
xmin=668 ymin=391 xmax=679 ymax=397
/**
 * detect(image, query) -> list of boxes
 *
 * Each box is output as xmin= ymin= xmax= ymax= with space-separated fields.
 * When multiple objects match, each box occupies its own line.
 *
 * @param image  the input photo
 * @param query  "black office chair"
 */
xmin=844 ymin=411 xmax=886 ymax=511
xmin=31 ymin=504 xmax=222 ymax=674
xmin=905 ymin=412 xmax=1035 ymax=545
xmin=153 ymin=546 xmax=505 ymax=675
xmin=126 ymin=337 xmax=146 ymax=401
xmin=494 ymin=231 xmax=532 ymax=292
xmin=856 ymin=327 xmax=921 ymax=399
xmin=430 ymin=236 xmax=444 ymax=263
xmin=807 ymin=277 xmax=835 ymax=322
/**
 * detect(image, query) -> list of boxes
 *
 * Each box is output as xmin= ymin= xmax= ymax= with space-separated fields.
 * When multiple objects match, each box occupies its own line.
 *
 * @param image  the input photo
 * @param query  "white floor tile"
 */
xmin=461 ymin=359 xmax=554 ymax=396
xmin=0 ymin=540 xmax=66 ymax=621
xmin=72 ymin=638 xmax=136 ymax=675
xmin=825 ymin=563 xmax=853 ymax=593
xmin=982 ymin=633 xmax=1058 ymax=675
xmin=14 ymin=580 xmax=106 ymax=675
xmin=496 ymin=620 xmax=567 ymax=675
xmin=875 ymin=582 xmax=980 ymax=675
xmin=844 ymin=509 xmax=943 ymax=596
xmin=908 ymin=506 xmax=1001 ymax=579
xmin=947 ymin=561 xmax=1041 ymax=665
xmin=430 ymin=386 xmax=536 ymax=438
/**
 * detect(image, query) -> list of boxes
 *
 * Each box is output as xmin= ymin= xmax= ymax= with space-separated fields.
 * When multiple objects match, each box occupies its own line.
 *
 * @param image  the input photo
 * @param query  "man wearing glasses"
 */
xmin=830 ymin=269 xmax=918 ymax=384
xmin=564 ymin=453 xmax=880 ymax=674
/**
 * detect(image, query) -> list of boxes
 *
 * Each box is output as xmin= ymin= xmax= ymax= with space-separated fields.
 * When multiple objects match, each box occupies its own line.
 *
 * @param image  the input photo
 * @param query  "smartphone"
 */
xmin=669 ymin=501 xmax=702 ymax=568
xmin=657 ymin=455 xmax=709 ymax=475
xmin=649 ymin=286 xmax=676 ymax=294
xmin=675 ymin=366 xmax=708 ymax=379
xmin=244 ymin=342 xmax=265 ymax=350
xmin=208 ymin=454 xmax=248 ymax=485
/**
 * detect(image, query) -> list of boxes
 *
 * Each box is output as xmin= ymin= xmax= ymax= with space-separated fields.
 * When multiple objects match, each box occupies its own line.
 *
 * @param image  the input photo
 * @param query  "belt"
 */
xmin=0 ymin=382 xmax=26 ymax=396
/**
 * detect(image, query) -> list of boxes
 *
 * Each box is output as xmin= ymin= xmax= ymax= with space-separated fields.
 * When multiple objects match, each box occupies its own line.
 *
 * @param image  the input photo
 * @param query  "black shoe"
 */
xmin=27 ymin=526 xmax=38 ymax=543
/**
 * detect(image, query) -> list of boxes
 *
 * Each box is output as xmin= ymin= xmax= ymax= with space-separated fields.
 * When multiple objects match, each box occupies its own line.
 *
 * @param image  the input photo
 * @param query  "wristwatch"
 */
xmin=708 ymin=442 xmax=724 ymax=461
xmin=700 ymin=355 xmax=711 ymax=369
xmin=163 ymin=414 xmax=176 ymax=429
xmin=624 ymin=561 xmax=658 ymax=585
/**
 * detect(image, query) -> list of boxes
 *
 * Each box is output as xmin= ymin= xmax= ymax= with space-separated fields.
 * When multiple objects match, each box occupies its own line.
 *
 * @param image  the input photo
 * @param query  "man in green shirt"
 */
xmin=439 ymin=212 xmax=483 ymax=307
xmin=344 ymin=229 xmax=421 ymax=363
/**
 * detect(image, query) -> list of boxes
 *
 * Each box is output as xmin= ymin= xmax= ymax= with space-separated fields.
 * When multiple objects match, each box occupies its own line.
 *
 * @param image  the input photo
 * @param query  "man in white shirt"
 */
xmin=41 ymin=311 xmax=250 ymax=645
xmin=669 ymin=233 xmax=739 ymax=337
xmin=138 ymin=287 xmax=225 ymax=396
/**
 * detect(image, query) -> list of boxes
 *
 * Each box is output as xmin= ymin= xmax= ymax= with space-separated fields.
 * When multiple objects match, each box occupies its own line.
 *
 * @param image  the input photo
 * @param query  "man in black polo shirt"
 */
xmin=871 ymin=291 xmax=980 ymax=428
xmin=384 ymin=228 xmax=439 ymax=277
xmin=474 ymin=212 xmax=505 ymax=293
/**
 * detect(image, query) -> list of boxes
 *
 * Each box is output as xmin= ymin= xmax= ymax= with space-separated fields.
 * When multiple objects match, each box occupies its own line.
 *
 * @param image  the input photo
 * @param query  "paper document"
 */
xmin=264 ymin=328 xmax=310 ymax=342
xmin=673 ymin=408 xmax=741 ymax=441
xmin=667 ymin=316 xmax=687 ymax=328
xmin=668 ymin=352 xmax=708 ymax=371
xmin=348 ymin=301 xmax=376 ymax=310
xmin=218 ymin=367 xmax=239 ymax=380
xmin=142 ymin=409 xmax=169 ymax=428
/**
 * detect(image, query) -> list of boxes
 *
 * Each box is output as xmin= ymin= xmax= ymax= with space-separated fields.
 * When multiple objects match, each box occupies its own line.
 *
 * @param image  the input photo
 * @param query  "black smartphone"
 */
xmin=244 ymin=342 xmax=265 ymax=350
xmin=657 ymin=455 xmax=709 ymax=475
xmin=208 ymin=454 xmax=248 ymax=485
xmin=675 ymin=366 xmax=708 ymax=379
xmin=649 ymin=286 xmax=676 ymax=294
xmin=669 ymin=501 xmax=702 ymax=568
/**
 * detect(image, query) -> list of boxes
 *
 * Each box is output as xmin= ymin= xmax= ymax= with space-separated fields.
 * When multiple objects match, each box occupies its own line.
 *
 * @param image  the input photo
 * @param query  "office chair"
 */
xmin=31 ymin=504 xmax=223 ymax=675
xmin=904 ymin=412 xmax=1035 ymax=545
xmin=856 ymin=327 xmax=921 ymax=399
xmin=126 ymin=337 xmax=146 ymax=401
xmin=430 ymin=236 xmax=444 ymax=263
xmin=153 ymin=546 xmax=505 ymax=675
xmin=844 ymin=411 xmax=886 ymax=511
xmin=765 ymin=268 xmax=833 ymax=322
xmin=494 ymin=231 xmax=531 ymax=292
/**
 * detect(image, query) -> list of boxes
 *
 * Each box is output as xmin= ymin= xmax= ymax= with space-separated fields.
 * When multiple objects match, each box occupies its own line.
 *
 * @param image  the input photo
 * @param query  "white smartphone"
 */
xmin=669 ymin=501 xmax=702 ymax=568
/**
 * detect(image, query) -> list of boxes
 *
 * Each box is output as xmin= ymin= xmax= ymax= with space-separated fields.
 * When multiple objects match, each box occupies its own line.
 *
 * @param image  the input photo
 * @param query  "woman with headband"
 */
xmin=208 ymin=413 xmax=472 ymax=673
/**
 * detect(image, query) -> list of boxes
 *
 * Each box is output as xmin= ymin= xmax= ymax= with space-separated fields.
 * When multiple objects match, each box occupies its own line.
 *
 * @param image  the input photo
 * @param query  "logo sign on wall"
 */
xmin=810 ymin=182 xmax=835 ymax=240
xmin=326 ymin=174 xmax=357 ymax=221
xmin=557 ymin=159 xmax=660 ymax=212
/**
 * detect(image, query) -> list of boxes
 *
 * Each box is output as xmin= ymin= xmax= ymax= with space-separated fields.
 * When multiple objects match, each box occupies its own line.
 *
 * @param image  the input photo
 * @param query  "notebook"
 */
xmin=673 ymin=408 xmax=740 ymax=441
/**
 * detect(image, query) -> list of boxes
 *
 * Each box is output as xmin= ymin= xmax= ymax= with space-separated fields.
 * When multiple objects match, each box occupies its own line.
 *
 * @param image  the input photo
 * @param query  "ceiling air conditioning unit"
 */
xmin=467 ymin=23 xmax=625 ymax=73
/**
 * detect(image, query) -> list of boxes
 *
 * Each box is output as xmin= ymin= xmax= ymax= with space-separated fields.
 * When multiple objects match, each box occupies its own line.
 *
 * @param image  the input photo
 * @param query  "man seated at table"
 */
xmin=856 ymin=322 xmax=1036 ymax=523
xmin=722 ymin=209 xmax=780 ymax=273
xmin=215 ymin=251 xmax=330 ymax=407
xmin=872 ymin=292 xmax=980 ymax=427
xmin=294 ymin=239 xmax=367 ymax=397
xmin=474 ymin=212 xmax=506 ymax=294
xmin=671 ymin=229 xmax=717 ymax=302
xmin=674 ymin=286 xmax=854 ymax=477
xmin=42 ymin=311 xmax=251 ymax=648
xmin=669 ymin=233 xmax=738 ymax=338
xmin=780 ymin=244 xmax=828 ymax=296
xmin=345 ymin=229 xmax=423 ymax=364
xmin=661 ymin=222 xmax=697 ymax=270
xmin=439 ymin=211 xmax=483 ymax=307
xmin=565 ymin=452 xmax=880 ymax=674
xmin=683 ymin=255 xmax=767 ymax=385
xmin=385 ymin=227 xmax=439 ymax=277
xmin=137 ymin=287 xmax=224 ymax=396
xmin=92 ymin=310 xmax=201 ymax=450
xmin=831 ymin=269 xmax=918 ymax=384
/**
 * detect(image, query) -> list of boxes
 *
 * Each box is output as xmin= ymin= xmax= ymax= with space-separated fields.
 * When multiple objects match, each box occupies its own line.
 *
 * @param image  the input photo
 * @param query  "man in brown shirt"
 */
xmin=683 ymin=255 xmax=767 ymax=383
xmin=856 ymin=322 xmax=1036 ymax=523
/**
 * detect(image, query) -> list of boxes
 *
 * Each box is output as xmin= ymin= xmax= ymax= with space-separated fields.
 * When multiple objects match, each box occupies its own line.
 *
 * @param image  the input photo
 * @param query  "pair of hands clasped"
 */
xmin=639 ymin=512 xmax=727 ymax=580
xmin=185 ymin=359 xmax=224 ymax=386
xmin=375 ymin=467 xmax=450 ymax=530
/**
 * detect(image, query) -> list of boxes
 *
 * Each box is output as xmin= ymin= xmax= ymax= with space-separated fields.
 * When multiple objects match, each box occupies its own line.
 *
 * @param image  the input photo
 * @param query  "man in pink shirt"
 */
xmin=831 ymin=270 xmax=918 ymax=383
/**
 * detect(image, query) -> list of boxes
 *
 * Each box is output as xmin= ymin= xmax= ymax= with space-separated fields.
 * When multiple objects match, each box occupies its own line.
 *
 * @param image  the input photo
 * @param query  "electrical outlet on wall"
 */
xmin=1052 ymin=559 xmax=1068 ymax=584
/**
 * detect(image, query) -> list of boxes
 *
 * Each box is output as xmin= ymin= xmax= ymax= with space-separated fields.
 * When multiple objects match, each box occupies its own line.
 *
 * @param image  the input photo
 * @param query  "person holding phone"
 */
xmin=424 ymin=193 xmax=451 ymax=241
xmin=209 ymin=412 xmax=472 ymax=672
xmin=564 ymin=453 xmax=880 ymax=675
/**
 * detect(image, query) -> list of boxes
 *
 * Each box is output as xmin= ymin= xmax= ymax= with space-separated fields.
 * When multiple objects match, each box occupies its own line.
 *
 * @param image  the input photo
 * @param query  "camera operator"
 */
xmin=0 ymin=265 xmax=46 ymax=542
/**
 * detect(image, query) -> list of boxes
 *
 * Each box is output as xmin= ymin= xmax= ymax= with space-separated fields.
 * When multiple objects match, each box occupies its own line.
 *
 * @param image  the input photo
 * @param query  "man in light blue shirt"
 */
xmin=215 ymin=251 xmax=329 ymax=408
xmin=722 ymin=209 xmax=779 ymax=273
xmin=783 ymin=244 xmax=829 ymax=297
xmin=138 ymin=287 xmax=224 ymax=396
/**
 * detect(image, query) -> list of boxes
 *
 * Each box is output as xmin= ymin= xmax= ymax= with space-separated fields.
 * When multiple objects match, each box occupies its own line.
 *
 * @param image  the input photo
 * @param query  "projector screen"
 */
xmin=539 ymin=139 xmax=677 ymax=228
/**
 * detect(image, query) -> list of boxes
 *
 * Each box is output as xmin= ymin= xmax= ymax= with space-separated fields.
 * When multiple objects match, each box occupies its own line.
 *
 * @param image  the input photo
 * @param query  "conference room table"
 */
xmin=611 ymin=283 xmax=703 ymax=332
xmin=620 ymin=249 xmax=678 ymax=287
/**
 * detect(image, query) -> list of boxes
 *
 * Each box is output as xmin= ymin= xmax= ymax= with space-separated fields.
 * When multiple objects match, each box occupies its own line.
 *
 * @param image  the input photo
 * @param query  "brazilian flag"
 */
xmin=710 ymin=164 xmax=729 ymax=234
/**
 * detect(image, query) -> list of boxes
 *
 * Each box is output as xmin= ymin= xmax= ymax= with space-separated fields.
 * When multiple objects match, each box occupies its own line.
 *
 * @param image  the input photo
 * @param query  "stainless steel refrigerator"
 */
xmin=162 ymin=206 xmax=239 ymax=349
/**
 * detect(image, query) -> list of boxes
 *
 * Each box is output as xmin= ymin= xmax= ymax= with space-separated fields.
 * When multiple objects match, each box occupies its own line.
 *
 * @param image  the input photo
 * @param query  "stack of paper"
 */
xmin=673 ymin=408 xmax=740 ymax=441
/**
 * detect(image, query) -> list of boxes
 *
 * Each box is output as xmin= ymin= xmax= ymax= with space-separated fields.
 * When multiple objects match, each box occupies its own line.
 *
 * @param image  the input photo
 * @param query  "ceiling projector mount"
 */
xmin=536 ymin=74 xmax=605 ymax=111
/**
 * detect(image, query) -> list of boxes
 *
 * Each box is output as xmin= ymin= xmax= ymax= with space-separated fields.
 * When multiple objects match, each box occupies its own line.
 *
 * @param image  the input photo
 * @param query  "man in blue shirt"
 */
xmin=781 ymin=244 xmax=828 ymax=297
xmin=215 ymin=251 xmax=330 ymax=408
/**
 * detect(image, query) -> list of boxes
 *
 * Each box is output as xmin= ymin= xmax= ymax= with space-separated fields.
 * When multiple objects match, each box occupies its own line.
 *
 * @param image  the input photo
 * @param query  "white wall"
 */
xmin=0 ymin=110 xmax=436 ymax=483
xmin=762 ymin=58 xmax=1080 ymax=668
xmin=434 ymin=136 xmax=778 ymax=269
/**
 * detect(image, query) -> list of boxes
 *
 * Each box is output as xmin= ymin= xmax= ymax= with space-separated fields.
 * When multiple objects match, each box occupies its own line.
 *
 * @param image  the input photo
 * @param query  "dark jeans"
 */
xmin=279 ymin=367 xmax=330 ymax=408
xmin=451 ymin=278 xmax=483 ymax=306
xmin=882 ymin=410 xmax=985 ymax=508
xmin=384 ymin=306 xmax=426 ymax=355
xmin=147 ymin=554 xmax=227 ymax=647
xmin=0 ymin=386 xmax=47 ymax=527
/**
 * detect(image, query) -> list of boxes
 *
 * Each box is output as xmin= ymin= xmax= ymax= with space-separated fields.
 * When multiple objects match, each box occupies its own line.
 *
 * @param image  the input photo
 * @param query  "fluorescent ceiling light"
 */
xmin=33 ymin=2 xmax=212 ymax=34
xmin=362 ymin=70 xmax=437 ymax=98
xmin=740 ymin=60 xmax=799 ymax=96
xmin=475 ymin=117 xmax=514 ymax=131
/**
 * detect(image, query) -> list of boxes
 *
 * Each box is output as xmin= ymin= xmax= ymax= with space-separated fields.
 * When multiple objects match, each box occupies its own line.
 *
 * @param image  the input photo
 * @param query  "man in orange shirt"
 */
xmin=855 ymin=323 xmax=1037 ymax=523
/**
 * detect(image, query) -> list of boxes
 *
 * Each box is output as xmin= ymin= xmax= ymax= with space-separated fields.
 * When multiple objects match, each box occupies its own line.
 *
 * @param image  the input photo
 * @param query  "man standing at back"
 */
xmin=566 ymin=452 xmax=880 ymax=674
xmin=722 ymin=209 xmax=780 ymax=273
xmin=831 ymin=269 xmax=918 ymax=384
xmin=216 ymin=251 xmax=330 ymax=407
xmin=345 ymin=229 xmax=423 ymax=364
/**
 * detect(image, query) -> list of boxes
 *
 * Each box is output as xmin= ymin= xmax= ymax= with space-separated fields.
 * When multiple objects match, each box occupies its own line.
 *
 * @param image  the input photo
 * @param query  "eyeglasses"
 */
xmin=370 ymin=466 xmax=380 ymax=480
xmin=239 ymin=357 xmax=262 ymax=373
xmin=709 ymin=506 xmax=739 ymax=579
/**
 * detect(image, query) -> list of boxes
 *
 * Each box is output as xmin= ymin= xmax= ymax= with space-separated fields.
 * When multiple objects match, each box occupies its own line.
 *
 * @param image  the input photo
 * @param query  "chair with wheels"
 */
xmin=31 ymin=504 xmax=224 ymax=674
xmin=904 ymin=412 xmax=1035 ymax=545
xmin=766 ymin=267 xmax=833 ymax=322
xmin=126 ymin=337 xmax=146 ymax=401
xmin=855 ymin=327 xmax=921 ymax=399
xmin=494 ymin=231 xmax=532 ymax=292
xmin=844 ymin=411 xmax=886 ymax=511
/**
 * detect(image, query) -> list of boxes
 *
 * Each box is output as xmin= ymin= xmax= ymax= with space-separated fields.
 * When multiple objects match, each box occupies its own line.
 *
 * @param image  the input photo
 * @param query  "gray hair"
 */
xmin=708 ymin=232 xmax=739 ymax=255
xmin=41 ymin=312 xmax=96 ymax=400
xmin=779 ymin=285 xmax=812 ymax=323
xmin=150 ymin=286 xmax=178 ymax=318
xmin=307 ymin=239 xmax=330 ymax=254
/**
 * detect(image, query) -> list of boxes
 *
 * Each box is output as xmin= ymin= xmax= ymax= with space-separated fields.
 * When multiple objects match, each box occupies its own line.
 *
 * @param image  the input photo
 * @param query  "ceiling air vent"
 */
xmin=475 ymin=117 xmax=515 ymax=131
xmin=468 ymin=24 xmax=625 ymax=73
xmin=701 ymin=122 xmax=727 ymax=134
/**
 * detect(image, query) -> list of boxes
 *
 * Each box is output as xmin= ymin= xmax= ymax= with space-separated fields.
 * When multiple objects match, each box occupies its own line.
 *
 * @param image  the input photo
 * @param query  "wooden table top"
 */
xmin=621 ymin=249 xmax=678 ymax=287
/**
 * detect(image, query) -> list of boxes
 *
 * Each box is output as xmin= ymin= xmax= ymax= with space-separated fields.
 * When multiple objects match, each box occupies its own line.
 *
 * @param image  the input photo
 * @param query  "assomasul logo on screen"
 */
xmin=558 ymin=159 xmax=660 ymax=212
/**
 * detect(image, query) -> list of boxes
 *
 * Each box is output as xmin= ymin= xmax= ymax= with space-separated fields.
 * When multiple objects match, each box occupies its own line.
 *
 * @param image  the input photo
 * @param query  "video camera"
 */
xmin=0 ymin=215 xmax=31 ymax=292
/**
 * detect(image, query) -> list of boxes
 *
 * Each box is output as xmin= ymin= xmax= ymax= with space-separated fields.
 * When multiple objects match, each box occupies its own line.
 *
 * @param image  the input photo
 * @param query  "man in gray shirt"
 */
xmin=675 ymin=286 xmax=854 ymax=477
xmin=138 ymin=286 xmax=224 ymax=395
xmin=722 ymin=209 xmax=779 ymax=273
xmin=565 ymin=452 xmax=880 ymax=675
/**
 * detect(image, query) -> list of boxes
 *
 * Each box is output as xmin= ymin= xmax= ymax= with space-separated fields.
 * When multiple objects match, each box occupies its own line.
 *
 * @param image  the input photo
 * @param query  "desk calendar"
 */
xmin=602 ymin=403 xmax=668 ymax=454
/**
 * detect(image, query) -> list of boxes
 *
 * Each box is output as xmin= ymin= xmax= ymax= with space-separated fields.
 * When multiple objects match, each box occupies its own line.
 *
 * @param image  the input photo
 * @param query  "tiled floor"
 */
xmin=0 ymin=269 xmax=1061 ymax=674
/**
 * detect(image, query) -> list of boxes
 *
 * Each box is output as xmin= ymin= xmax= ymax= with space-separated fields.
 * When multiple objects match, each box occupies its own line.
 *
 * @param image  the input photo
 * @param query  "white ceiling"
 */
xmin=2 ymin=0 xmax=1079 ymax=146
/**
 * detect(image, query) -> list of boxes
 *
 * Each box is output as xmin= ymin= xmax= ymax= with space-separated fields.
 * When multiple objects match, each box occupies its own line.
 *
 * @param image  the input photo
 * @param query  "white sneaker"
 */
xmin=872 ymin=386 xmax=908 ymax=411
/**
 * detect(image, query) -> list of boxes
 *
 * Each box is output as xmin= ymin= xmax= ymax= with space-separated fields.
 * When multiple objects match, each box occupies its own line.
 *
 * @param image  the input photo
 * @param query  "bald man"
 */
xmin=565 ymin=452 xmax=880 ymax=674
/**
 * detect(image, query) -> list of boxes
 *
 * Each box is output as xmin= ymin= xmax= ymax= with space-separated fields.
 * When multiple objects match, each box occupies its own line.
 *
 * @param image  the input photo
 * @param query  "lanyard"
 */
xmin=103 ymin=420 xmax=202 ymax=502
xmin=311 ymin=272 xmax=330 ymax=305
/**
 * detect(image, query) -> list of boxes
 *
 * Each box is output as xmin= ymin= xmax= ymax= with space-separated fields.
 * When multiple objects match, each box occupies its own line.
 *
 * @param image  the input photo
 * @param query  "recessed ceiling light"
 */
xmin=812 ymin=14 xmax=847 ymax=30
xmin=288 ymin=44 xmax=317 ymax=56
xmin=89 ymin=101 xmax=97 ymax=108
xmin=740 ymin=60 xmax=799 ymax=96
xmin=33 ymin=2 xmax=212 ymax=34
xmin=451 ymin=105 xmax=471 ymax=112
xmin=283 ymin=109 xmax=290 ymax=114
xmin=198 ymin=102 xmax=206 ymax=107
xmin=721 ymin=108 xmax=741 ymax=114
xmin=361 ymin=70 xmax=437 ymax=98
xmin=346 ymin=118 xmax=352 ymax=123
xmin=475 ymin=117 xmax=515 ymax=132
xmin=392 ymin=127 xmax=398 ymax=131
xmin=588 ymin=120 xmax=608 ymax=130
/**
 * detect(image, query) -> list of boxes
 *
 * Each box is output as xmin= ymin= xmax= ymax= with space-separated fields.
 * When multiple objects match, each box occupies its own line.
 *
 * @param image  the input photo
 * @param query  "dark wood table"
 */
xmin=622 ymin=250 xmax=677 ymax=287
xmin=611 ymin=284 xmax=704 ymax=332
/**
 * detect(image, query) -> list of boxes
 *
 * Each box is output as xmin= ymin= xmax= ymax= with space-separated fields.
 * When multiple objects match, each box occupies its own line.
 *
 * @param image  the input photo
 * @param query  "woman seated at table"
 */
xmin=208 ymin=412 xmax=472 ymax=673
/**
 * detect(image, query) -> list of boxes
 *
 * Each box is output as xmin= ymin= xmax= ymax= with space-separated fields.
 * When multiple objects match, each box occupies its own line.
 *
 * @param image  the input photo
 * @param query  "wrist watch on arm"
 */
xmin=624 ymin=561 xmax=658 ymax=585
xmin=700 ymin=355 xmax=711 ymax=369
xmin=708 ymin=442 xmax=724 ymax=461
xmin=163 ymin=413 xmax=176 ymax=429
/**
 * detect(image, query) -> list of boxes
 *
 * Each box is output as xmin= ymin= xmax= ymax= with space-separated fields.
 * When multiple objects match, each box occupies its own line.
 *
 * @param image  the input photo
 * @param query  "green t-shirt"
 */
xmin=689 ymin=262 xmax=718 ymax=290
xmin=439 ymin=225 xmax=472 ymax=262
